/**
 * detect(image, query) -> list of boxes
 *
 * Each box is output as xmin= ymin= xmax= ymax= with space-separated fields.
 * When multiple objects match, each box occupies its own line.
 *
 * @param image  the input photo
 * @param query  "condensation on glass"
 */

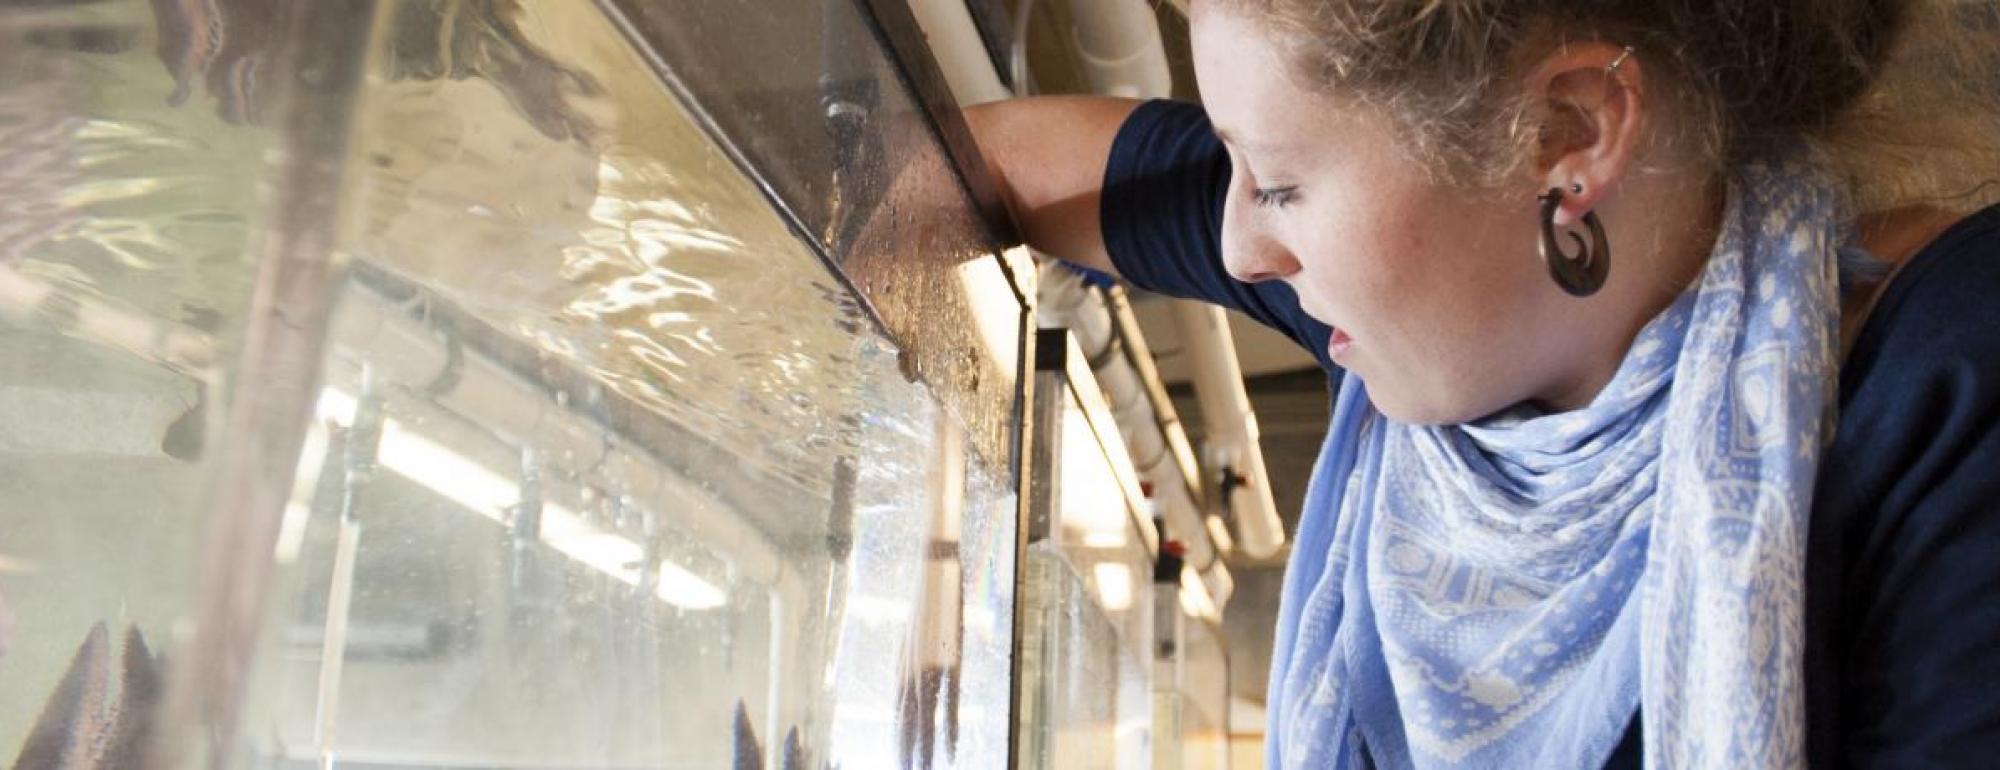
xmin=1015 ymin=334 xmax=1157 ymax=770
xmin=1021 ymin=335 xmax=1235 ymax=770
xmin=0 ymin=1 xmax=1022 ymax=768
xmin=600 ymin=0 xmax=1030 ymax=471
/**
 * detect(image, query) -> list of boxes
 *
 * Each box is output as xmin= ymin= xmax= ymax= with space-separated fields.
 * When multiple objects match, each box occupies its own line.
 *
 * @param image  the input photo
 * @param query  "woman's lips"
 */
xmin=1329 ymin=328 xmax=1355 ymax=361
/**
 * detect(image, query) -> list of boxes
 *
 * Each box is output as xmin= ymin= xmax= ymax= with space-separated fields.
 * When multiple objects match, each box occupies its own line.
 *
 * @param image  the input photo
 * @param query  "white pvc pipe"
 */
xmin=0 ymin=263 xmax=218 ymax=378
xmin=1065 ymin=0 xmax=1173 ymax=99
xmin=1171 ymin=304 xmax=1283 ymax=559
xmin=1038 ymin=263 xmax=1215 ymax=569
xmin=313 ymin=516 xmax=360 ymax=770
xmin=905 ymin=0 xmax=1013 ymax=104
xmin=326 ymin=288 xmax=785 ymax=585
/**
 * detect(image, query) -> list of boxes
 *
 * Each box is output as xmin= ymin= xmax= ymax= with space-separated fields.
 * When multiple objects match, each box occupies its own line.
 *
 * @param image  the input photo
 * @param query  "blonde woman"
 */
xmin=971 ymin=0 xmax=2000 ymax=766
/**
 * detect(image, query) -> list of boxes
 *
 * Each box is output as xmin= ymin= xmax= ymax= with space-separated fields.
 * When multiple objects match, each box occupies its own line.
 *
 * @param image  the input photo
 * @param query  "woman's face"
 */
xmin=1191 ymin=1 xmax=1602 ymax=424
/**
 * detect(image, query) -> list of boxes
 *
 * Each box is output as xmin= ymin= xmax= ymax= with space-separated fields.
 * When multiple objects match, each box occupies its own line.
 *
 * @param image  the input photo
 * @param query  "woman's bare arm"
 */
xmin=964 ymin=95 xmax=1142 ymax=278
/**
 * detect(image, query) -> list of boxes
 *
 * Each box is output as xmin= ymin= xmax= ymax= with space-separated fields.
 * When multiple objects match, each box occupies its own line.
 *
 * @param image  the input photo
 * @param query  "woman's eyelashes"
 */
xmin=1252 ymin=185 xmax=1300 ymax=209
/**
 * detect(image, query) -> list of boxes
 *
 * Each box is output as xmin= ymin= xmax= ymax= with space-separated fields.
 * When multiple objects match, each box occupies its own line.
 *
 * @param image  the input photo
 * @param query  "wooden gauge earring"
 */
xmin=1537 ymin=183 xmax=1609 ymax=297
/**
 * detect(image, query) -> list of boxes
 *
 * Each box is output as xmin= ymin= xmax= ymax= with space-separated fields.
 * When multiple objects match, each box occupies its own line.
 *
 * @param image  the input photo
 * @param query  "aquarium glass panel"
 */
xmin=0 ymin=1 xmax=1023 ymax=768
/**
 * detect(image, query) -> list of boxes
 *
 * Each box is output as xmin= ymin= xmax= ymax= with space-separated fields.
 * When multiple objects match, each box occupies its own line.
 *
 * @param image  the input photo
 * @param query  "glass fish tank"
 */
xmin=0 ymin=0 xmax=1031 ymax=768
xmin=1010 ymin=333 xmax=1161 ymax=770
xmin=1176 ymin=617 xmax=1232 ymax=770
xmin=1151 ymin=577 xmax=1229 ymax=770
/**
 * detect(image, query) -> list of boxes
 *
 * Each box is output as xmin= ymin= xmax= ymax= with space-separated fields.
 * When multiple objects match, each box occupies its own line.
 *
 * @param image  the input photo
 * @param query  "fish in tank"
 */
xmin=11 ymin=623 xmax=160 ymax=770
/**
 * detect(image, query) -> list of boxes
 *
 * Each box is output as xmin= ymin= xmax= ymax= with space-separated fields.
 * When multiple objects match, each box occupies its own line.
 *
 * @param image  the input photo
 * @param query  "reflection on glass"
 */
xmin=1018 ymin=543 xmax=1116 ymax=770
xmin=1151 ymin=598 xmax=1231 ymax=770
xmin=1179 ymin=617 xmax=1232 ymax=770
xmin=1 ymin=0 xmax=1020 ymax=768
xmin=1 ymin=0 xmax=282 ymax=763
xmin=1058 ymin=395 xmax=1152 ymax=637
xmin=1014 ymin=395 xmax=1155 ymax=770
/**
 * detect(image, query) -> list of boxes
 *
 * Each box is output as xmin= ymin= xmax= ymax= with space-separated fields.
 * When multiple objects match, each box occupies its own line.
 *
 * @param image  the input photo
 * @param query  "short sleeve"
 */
xmin=1098 ymin=99 xmax=1336 ymax=372
xmin=1811 ymin=203 xmax=2000 ymax=767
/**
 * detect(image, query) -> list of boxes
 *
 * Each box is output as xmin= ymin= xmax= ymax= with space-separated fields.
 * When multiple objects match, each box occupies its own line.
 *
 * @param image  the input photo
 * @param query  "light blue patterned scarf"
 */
xmin=1268 ymin=158 xmax=1844 ymax=769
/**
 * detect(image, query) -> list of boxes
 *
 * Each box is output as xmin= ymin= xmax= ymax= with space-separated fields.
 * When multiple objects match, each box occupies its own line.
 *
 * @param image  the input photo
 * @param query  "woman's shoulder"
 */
xmin=1842 ymin=202 xmax=2000 ymax=396
xmin=1813 ymin=202 xmax=2000 ymax=766
xmin=1825 ymin=201 xmax=2000 ymax=509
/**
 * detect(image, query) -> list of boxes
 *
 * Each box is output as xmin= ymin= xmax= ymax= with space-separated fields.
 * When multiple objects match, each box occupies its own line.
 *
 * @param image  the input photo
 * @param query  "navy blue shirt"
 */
xmin=1101 ymin=99 xmax=2000 ymax=768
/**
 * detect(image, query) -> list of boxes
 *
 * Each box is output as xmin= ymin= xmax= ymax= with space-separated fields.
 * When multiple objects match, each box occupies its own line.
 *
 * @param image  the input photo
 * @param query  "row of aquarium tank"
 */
xmin=0 ymin=0 xmax=1237 ymax=768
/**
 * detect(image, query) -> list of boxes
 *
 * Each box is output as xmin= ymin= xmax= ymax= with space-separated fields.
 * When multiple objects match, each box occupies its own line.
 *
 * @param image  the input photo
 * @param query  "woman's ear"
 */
xmin=1527 ymin=42 xmax=1646 ymax=227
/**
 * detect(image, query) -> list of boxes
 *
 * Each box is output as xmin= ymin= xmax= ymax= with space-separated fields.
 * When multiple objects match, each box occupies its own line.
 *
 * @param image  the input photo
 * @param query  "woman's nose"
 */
xmin=1220 ymin=204 xmax=1299 ymax=284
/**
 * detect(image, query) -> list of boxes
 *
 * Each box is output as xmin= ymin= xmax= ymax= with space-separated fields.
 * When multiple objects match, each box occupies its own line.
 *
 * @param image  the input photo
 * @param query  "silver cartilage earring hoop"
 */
xmin=1607 ymin=46 xmax=1635 ymax=74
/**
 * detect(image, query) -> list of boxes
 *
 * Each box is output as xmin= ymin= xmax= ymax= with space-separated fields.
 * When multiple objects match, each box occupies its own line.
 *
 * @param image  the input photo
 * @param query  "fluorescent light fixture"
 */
xmin=1093 ymin=562 xmax=1133 ymax=612
xmin=274 ymin=415 xmax=333 ymax=564
xmin=1179 ymin=565 xmax=1218 ymax=621
xmin=316 ymin=387 xmax=358 ymax=424
xmin=657 ymin=559 xmax=728 ymax=610
xmin=845 ymin=594 xmax=915 ymax=624
xmin=377 ymin=424 xmax=518 ymax=520
xmin=965 ymin=605 xmax=999 ymax=635
xmin=957 ymin=254 xmax=1024 ymax=374
xmin=273 ymin=501 xmax=314 ymax=564
xmin=316 ymin=387 xmax=727 ymax=610
xmin=1061 ymin=402 xmax=1132 ymax=549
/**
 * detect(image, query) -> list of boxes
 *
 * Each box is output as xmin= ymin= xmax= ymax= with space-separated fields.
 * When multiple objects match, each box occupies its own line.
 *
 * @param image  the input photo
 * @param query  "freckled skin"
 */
xmin=1189 ymin=0 xmax=1716 ymax=425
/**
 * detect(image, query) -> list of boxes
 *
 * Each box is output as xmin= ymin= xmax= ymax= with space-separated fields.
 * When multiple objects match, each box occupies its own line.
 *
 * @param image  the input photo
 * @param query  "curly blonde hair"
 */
xmin=1218 ymin=0 xmax=2000 ymax=212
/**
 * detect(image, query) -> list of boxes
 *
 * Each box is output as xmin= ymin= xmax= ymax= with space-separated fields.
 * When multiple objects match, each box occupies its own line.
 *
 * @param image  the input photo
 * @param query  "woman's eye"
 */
xmin=1252 ymin=186 xmax=1299 ymax=209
